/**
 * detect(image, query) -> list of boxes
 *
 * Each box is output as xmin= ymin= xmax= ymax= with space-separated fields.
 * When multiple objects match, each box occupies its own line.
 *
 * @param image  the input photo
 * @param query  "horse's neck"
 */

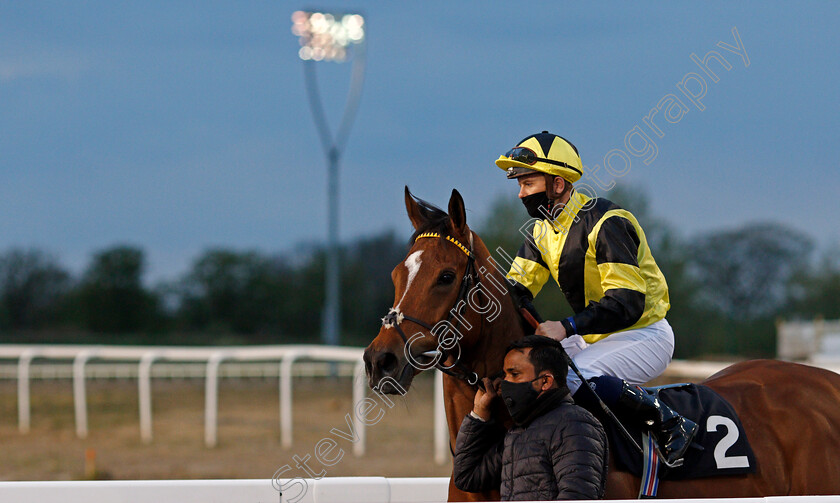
xmin=465 ymin=291 xmax=524 ymax=378
xmin=466 ymin=240 xmax=526 ymax=378
xmin=441 ymin=288 xmax=522 ymax=450
xmin=443 ymin=245 xmax=525 ymax=431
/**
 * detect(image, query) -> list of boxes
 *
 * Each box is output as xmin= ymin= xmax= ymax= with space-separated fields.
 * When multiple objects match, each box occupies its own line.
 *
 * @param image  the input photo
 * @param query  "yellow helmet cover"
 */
xmin=495 ymin=131 xmax=583 ymax=182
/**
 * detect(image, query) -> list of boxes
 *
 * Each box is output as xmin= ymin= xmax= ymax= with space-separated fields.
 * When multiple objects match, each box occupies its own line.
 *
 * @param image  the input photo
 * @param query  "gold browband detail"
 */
xmin=415 ymin=232 xmax=472 ymax=257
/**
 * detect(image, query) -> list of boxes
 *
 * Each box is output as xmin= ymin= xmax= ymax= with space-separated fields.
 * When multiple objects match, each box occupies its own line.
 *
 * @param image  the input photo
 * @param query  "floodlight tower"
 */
xmin=291 ymin=11 xmax=366 ymax=346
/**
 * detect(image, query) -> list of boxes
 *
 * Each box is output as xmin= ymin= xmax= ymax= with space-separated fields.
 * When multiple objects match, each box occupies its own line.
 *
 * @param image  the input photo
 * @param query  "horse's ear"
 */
xmin=448 ymin=189 xmax=467 ymax=233
xmin=405 ymin=186 xmax=425 ymax=230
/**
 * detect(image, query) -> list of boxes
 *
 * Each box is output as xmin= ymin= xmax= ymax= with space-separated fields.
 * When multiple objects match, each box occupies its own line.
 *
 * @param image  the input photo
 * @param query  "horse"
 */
xmin=363 ymin=187 xmax=840 ymax=501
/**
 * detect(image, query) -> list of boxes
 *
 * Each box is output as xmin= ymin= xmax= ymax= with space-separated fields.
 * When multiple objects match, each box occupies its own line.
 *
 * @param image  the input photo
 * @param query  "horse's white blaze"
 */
xmin=395 ymin=250 xmax=423 ymax=310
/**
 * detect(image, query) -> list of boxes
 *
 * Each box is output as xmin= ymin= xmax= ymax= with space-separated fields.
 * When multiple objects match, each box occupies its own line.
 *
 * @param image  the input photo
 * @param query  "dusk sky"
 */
xmin=1 ymin=2 xmax=838 ymax=283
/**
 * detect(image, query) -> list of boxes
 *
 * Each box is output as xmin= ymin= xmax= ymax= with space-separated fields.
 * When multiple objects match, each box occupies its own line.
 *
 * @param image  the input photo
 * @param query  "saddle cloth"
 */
xmin=605 ymin=383 xmax=757 ymax=480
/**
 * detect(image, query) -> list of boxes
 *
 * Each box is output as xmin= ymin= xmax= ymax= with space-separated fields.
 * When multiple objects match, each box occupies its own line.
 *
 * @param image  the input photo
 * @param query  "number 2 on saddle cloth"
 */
xmin=608 ymin=383 xmax=756 ymax=481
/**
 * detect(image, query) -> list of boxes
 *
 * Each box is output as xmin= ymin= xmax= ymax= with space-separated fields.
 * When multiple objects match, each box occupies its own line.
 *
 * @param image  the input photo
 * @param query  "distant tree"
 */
xmin=341 ymin=230 xmax=410 ymax=344
xmin=788 ymin=244 xmax=840 ymax=320
xmin=688 ymin=223 xmax=812 ymax=320
xmin=677 ymin=223 xmax=814 ymax=357
xmin=176 ymin=249 xmax=293 ymax=339
xmin=0 ymin=249 xmax=70 ymax=330
xmin=602 ymin=184 xmax=672 ymax=252
xmin=77 ymin=245 xmax=160 ymax=334
xmin=175 ymin=238 xmax=405 ymax=345
xmin=280 ymin=246 xmax=325 ymax=341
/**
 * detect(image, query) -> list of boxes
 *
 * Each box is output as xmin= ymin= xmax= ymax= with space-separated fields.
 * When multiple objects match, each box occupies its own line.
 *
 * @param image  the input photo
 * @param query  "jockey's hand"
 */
xmin=536 ymin=320 xmax=567 ymax=342
xmin=473 ymin=377 xmax=501 ymax=421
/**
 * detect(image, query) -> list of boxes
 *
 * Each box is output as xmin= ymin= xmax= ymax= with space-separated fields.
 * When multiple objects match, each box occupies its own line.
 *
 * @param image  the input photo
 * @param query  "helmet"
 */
xmin=495 ymin=131 xmax=583 ymax=182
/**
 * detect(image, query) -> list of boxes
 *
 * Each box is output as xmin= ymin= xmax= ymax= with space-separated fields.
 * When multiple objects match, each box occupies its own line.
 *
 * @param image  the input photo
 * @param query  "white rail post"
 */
xmin=138 ymin=352 xmax=159 ymax=444
xmin=204 ymin=352 xmax=228 ymax=448
xmin=73 ymin=349 xmax=95 ymax=439
xmin=17 ymin=349 xmax=37 ymax=434
xmin=279 ymin=350 xmax=302 ymax=449
xmin=352 ymin=359 xmax=367 ymax=457
xmin=434 ymin=370 xmax=448 ymax=465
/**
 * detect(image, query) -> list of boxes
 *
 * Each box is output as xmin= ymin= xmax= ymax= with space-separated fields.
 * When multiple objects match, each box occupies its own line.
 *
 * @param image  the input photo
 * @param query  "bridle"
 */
xmin=380 ymin=230 xmax=483 ymax=387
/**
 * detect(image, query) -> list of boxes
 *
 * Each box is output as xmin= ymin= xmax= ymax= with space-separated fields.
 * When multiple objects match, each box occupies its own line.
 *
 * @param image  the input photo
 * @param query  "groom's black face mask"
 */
xmin=500 ymin=374 xmax=550 ymax=424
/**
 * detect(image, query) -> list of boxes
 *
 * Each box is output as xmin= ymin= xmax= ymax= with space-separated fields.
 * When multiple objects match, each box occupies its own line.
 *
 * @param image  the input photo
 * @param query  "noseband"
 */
xmin=381 ymin=231 xmax=482 ymax=387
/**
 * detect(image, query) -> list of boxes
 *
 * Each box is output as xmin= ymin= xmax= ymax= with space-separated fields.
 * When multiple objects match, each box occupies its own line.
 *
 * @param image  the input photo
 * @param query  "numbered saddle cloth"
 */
xmin=607 ymin=383 xmax=756 ymax=480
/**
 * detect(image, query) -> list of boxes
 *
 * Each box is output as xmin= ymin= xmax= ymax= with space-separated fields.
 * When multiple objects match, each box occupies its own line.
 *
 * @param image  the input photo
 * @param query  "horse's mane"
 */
xmin=407 ymin=190 xmax=453 ymax=242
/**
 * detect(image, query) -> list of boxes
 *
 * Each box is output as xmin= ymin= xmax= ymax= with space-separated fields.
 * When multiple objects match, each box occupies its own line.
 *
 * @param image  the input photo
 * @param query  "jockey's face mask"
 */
xmin=521 ymin=191 xmax=552 ymax=220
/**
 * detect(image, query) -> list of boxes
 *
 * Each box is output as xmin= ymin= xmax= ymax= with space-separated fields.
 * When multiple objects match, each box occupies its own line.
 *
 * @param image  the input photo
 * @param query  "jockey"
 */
xmin=494 ymin=130 xmax=698 ymax=466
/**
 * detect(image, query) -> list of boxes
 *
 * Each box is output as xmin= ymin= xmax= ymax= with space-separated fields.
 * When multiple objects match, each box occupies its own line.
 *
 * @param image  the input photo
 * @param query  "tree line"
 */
xmin=1 ymin=187 xmax=837 ymax=357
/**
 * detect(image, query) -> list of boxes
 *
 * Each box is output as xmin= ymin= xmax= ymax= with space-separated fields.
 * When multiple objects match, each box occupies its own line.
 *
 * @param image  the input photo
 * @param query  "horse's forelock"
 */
xmin=408 ymin=196 xmax=453 ymax=243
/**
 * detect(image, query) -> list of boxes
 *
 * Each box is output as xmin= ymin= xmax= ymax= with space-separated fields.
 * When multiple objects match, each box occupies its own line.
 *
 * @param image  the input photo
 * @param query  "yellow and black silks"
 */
xmin=507 ymin=190 xmax=670 ymax=344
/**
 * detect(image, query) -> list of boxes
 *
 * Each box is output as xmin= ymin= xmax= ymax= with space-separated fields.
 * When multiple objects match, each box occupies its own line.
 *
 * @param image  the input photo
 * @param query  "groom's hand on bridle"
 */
xmin=473 ymin=377 xmax=502 ymax=421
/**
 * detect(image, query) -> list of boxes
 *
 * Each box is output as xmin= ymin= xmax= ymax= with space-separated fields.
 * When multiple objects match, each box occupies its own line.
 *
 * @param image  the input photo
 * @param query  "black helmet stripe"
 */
xmin=532 ymin=132 xmax=556 ymax=158
xmin=517 ymin=131 xmax=579 ymax=158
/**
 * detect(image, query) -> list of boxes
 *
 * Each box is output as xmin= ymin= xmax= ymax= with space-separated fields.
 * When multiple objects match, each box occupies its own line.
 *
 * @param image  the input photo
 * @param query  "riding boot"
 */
xmin=616 ymin=382 xmax=698 ymax=466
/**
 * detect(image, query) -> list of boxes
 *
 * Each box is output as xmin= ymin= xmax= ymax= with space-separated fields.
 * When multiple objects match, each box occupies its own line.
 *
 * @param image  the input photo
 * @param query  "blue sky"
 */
xmin=1 ymin=1 xmax=838 ymax=283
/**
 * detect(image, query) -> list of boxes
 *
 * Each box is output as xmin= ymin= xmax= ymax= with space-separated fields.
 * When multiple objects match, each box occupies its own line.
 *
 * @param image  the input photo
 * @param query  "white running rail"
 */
xmin=0 ymin=345 xmax=379 ymax=454
xmin=0 ymin=477 xmax=450 ymax=503
xmin=0 ymin=478 xmax=836 ymax=503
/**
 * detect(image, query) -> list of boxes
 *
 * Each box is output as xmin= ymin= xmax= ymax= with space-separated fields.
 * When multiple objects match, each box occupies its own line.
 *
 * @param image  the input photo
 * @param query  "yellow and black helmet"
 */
xmin=495 ymin=131 xmax=583 ymax=182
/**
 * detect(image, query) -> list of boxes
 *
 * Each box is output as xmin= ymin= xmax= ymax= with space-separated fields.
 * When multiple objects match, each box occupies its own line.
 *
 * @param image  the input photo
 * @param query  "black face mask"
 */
xmin=521 ymin=192 xmax=552 ymax=220
xmin=500 ymin=375 xmax=545 ymax=424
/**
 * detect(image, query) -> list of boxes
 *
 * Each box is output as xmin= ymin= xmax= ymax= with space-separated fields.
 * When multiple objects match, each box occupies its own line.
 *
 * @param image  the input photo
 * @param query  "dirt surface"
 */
xmin=0 ymin=373 xmax=452 ymax=481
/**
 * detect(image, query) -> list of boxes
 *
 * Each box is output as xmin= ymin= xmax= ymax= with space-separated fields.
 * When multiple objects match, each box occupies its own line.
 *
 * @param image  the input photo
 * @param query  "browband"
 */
xmin=415 ymin=232 xmax=473 ymax=258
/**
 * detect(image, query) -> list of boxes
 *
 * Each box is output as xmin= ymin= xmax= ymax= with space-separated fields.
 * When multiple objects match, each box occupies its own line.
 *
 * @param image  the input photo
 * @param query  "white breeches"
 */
xmin=564 ymin=318 xmax=675 ymax=394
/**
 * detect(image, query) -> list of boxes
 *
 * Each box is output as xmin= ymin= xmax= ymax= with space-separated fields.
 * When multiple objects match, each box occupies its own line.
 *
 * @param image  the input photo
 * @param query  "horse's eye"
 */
xmin=437 ymin=271 xmax=456 ymax=285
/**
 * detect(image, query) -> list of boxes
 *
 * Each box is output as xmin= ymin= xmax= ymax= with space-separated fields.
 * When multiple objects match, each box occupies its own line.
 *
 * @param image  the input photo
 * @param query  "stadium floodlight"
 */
xmin=291 ymin=11 xmax=365 ymax=62
xmin=291 ymin=10 xmax=366 ymax=347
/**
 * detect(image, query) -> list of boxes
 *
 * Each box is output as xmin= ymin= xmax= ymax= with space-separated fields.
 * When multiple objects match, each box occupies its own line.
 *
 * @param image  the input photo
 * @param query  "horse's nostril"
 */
xmin=376 ymin=352 xmax=398 ymax=374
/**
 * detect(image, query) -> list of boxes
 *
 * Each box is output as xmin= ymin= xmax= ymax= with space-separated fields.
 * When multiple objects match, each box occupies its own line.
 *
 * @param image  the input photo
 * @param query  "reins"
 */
xmin=519 ymin=306 xmax=646 ymax=459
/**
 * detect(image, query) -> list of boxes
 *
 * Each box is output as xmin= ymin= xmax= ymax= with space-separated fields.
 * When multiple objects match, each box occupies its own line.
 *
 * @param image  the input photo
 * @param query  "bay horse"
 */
xmin=363 ymin=187 xmax=840 ymax=501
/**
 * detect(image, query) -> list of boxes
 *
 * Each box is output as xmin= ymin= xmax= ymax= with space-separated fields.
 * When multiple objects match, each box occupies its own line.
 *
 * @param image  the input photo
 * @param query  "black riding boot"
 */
xmin=617 ymin=382 xmax=698 ymax=467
